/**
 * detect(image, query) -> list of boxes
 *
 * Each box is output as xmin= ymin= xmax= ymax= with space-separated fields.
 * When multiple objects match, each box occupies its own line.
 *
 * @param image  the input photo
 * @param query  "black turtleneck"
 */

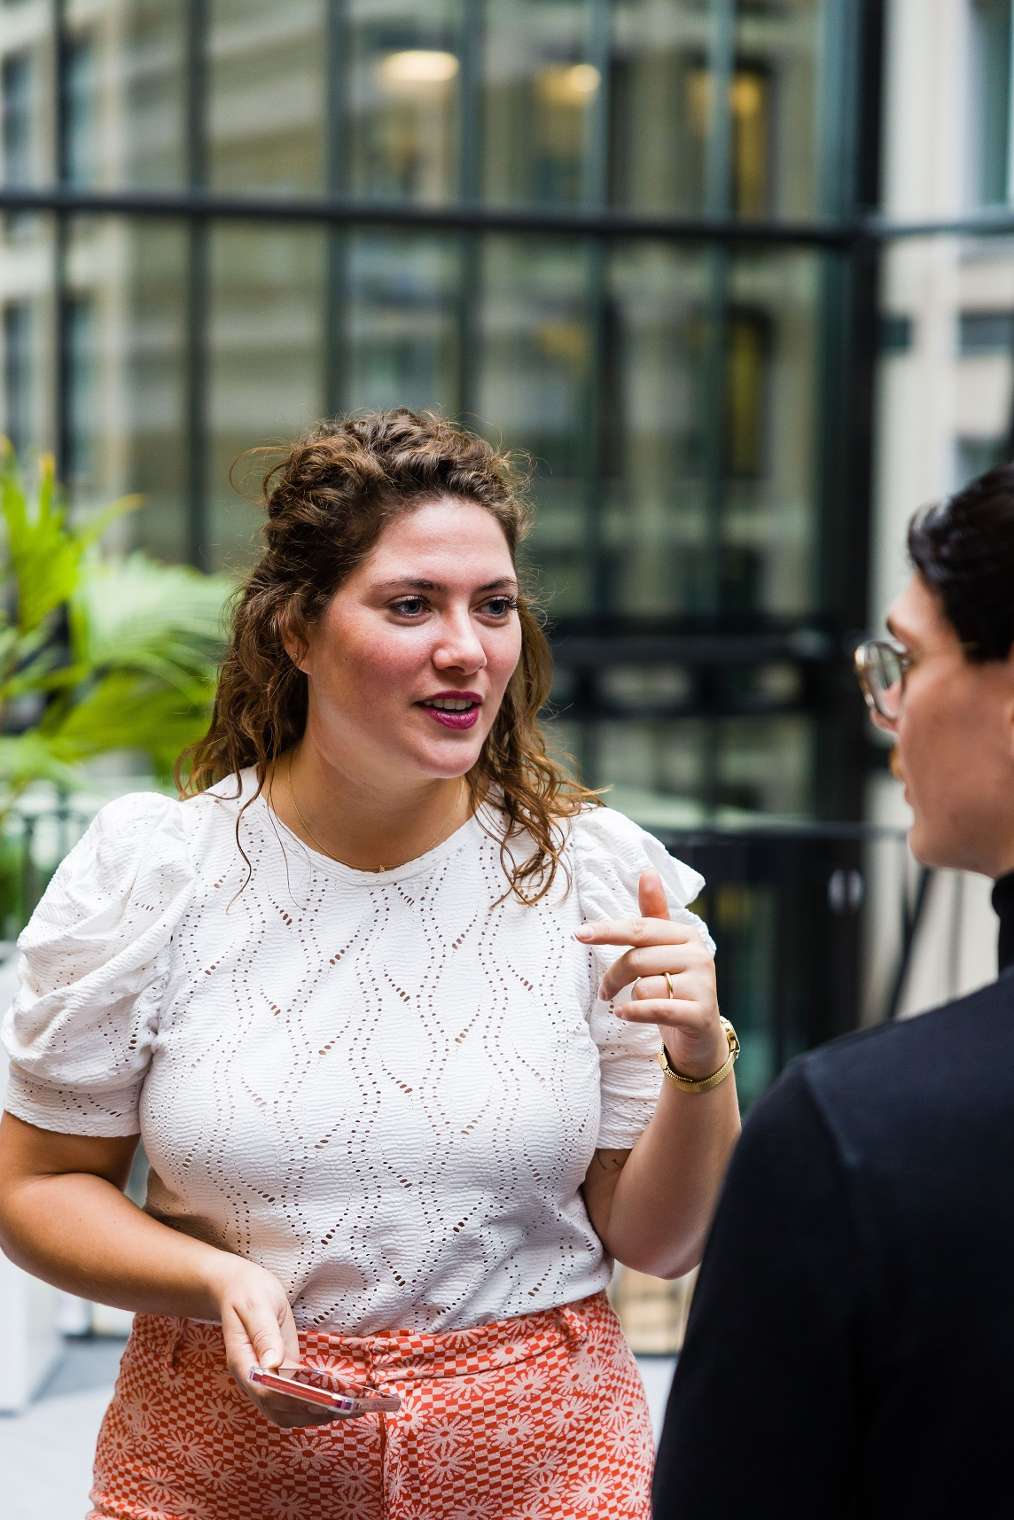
xmin=993 ymin=870 xmax=1014 ymax=974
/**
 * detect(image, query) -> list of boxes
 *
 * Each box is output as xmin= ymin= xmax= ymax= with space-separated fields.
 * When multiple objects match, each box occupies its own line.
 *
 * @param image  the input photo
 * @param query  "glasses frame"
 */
xmin=852 ymin=638 xmax=913 ymax=721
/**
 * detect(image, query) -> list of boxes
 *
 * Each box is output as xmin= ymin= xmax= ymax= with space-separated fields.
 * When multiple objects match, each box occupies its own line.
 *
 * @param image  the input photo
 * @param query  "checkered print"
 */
xmin=87 ymin=1291 xmax=653 ymax=1518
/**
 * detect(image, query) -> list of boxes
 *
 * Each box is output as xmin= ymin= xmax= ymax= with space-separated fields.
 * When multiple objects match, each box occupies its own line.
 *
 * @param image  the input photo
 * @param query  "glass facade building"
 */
xmin=0 ymin=0 xmax=879 ymax=825
xmin=3 ymin=1 xmax=1014 ymax=1085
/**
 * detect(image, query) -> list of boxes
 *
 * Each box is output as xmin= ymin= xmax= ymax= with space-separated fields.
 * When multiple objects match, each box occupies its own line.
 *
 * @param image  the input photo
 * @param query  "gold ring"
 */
xmin=663 ymin=971 xmax=678 ymax=1000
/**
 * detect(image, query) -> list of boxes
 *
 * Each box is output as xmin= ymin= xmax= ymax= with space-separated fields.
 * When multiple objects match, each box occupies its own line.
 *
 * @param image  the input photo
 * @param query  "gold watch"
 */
xmin=656 ymin=1017 xmax=740 ymax=1094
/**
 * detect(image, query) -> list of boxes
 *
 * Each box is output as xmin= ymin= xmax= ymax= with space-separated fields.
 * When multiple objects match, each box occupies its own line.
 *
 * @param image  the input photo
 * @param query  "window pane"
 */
xmin=723 ymin=248 xmax=820 ymax=615
xmin=611 ymin=0 xmax=825 ymax=218
xmin=64 ymin=217 xmax=189 ymax=561
xmin=609 ymin=1 xmax=712 ymax=215
xmin=208 ymin=0 xmax=326 ymax=194
xmin=1 ymin=15 xmax=50 ymax=195
xmin=476 ymin=236 xmax=591 ymax=611
xmin=346 ymin=0 xmax=462 ymax=204
xmin=64 ymin=0 xmax=188 ymax=189
xmin=345 ymin=230 xmax=459 ymax=414
xmin=483 ymin=1 xmax=599 ymax=207
xmin=603 ymin=244 xmax=710 ymax=615
xmin=881 ymin=0 xmax=1014 ymax=216
xmin=731 ymin=0 xmax=825 ymax=219
xmin=0 ymin=214 xmax=53 ymax=460
xmin=207 ymin=223 xmax=327 ymax=569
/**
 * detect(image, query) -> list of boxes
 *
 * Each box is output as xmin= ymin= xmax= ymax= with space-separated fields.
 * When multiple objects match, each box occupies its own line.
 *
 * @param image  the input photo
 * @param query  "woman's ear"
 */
xmin=277 ymin=612 xmax=309 ymax=675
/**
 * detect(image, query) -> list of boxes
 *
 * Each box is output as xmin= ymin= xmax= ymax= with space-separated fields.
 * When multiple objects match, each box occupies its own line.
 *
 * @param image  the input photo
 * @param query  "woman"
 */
xmin=0 ymin=410 xmax=740 ymax=1520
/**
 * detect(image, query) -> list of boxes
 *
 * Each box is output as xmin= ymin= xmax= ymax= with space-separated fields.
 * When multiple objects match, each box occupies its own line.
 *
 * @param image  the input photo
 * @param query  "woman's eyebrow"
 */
xmin=373 ymin=576 xmax=519 ymax=593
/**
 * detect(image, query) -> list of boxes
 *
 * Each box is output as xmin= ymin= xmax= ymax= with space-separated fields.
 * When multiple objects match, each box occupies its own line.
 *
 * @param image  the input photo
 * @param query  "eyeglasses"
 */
xmin=853 ymin=639 xmax=912 ymax=721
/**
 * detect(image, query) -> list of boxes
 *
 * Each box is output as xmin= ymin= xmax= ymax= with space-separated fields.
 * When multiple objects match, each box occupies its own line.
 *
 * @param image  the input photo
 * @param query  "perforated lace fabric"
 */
xmin=2 ymin=770 xmax=711 ymax=1334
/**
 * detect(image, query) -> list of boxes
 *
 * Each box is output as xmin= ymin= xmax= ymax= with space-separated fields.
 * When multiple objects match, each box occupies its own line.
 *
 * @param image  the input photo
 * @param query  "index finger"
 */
xmin=574 ymin=916 xmax=695 ymax=947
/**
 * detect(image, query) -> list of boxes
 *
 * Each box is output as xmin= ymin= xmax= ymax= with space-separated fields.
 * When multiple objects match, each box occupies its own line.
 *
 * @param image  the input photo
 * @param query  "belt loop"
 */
xmin=554 ymin=1302 xmax=588 ymax=1352
xmin=164 ymin=1317 xmax=188 ymax=1377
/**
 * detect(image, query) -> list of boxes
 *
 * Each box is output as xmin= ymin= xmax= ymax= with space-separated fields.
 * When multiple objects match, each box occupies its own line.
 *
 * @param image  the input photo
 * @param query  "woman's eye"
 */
xmin=482 ymin=596 xmax=518 ymax=617
xmin=391 ymin=597 xmax=428 ymax=617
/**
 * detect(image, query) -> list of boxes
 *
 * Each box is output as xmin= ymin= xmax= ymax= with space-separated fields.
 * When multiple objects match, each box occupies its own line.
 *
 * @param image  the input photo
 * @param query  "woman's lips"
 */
xmin=418 ymin=704 xmax=480 ymax=731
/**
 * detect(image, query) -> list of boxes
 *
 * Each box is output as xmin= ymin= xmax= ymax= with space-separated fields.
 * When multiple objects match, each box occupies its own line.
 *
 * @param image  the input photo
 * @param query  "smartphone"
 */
xmin=248 ymin=1364 xmax=400 ymax=1415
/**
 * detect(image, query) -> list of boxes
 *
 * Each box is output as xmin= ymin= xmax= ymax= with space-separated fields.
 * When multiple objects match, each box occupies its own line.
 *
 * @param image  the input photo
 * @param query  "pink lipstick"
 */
xmin=416 ymin=690 xmax=483 ymax=732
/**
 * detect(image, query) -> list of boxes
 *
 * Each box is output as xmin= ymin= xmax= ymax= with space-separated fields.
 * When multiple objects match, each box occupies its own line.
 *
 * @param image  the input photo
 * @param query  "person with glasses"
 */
xmin=652 ymin=464 xmax=1014 ymax=1519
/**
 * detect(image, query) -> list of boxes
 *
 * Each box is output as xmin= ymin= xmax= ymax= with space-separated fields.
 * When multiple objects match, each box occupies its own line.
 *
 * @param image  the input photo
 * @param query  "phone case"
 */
xmin=248 ymin=1364 xmax=400 ymax=1414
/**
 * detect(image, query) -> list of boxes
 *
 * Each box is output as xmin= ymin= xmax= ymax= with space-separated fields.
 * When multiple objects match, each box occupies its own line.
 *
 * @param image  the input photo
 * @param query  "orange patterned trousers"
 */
xmin=87 ymin=1291 xmax=653 ymax=1519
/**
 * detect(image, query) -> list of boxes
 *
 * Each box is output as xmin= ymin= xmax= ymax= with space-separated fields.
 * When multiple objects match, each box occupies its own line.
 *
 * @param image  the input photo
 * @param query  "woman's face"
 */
xmin=294 ymin=497 xmax=524 ymax=790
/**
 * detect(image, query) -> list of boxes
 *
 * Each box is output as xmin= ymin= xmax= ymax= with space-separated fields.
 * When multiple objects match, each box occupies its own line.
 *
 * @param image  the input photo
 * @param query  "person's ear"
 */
xmin=278 ymin=613 xmax=309 ymax=675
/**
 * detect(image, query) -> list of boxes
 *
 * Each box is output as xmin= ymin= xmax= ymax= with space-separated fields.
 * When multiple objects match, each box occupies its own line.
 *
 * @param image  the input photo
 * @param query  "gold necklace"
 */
xmin=286 ymin=753 xmax=389 ymax=872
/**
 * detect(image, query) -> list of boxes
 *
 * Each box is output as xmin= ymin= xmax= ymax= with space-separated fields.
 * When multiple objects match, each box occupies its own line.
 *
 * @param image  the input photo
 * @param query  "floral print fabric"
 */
xmin=88 ymin=1292 xmax=653 ymax=1519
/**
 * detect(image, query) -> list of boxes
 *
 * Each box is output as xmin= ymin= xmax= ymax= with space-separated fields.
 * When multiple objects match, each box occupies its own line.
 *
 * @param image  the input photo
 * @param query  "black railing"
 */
xmin=654 ymin=820 xmax=928 ymax=1108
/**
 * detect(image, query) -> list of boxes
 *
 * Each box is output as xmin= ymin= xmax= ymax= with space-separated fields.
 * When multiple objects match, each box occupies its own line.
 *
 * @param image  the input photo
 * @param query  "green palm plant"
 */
xmin=0 ymin=447 xmax=234 ymax=817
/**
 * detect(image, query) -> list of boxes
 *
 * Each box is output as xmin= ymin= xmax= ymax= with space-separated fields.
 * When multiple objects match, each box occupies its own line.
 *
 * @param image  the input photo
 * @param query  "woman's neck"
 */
xmin=271 ymin=744 xmax=472 ymax=873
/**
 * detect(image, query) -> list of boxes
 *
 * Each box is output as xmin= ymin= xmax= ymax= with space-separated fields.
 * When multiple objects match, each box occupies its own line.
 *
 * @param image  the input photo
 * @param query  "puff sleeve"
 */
xmin=572 ymin=806 xmax=715 ymax=1151
xmin=1 ymin=791 xmax=194 ymax=1136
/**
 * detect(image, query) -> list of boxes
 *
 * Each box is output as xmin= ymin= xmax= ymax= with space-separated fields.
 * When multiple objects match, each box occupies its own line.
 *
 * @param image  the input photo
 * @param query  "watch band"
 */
xmin=657 ymin=1016 xmax=740 ymax=1094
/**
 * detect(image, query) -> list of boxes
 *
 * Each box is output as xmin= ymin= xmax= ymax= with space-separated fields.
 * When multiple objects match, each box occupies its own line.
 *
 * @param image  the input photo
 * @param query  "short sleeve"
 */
xmin=1 ymin=791 xmax=194 ymax=1136
xmin=572 ymin=806 xmax=714 ymax=1151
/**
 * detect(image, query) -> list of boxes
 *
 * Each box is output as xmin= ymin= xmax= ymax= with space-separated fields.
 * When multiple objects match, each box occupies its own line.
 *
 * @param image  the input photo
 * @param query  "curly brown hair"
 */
xmin=178 ymin=408 xmax=600 ymax=904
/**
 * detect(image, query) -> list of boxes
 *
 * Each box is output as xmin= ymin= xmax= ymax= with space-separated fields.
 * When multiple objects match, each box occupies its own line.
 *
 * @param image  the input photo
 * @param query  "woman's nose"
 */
xmin=432 ymin=617 xmax=487 ymax=672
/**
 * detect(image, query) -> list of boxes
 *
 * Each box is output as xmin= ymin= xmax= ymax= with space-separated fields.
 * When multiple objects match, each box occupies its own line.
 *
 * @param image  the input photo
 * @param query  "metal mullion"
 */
xmin=583 ymin=0 xmax=613 ymax=613
xmin=324 ymin=0 xmax=349 ymax=416
xmin=0 ymin=183 xmax=864 ymax=246
xmin=815 ymin=0 xmax=884 ymax=825
xmin=455 ymin=0 xmax=484 ymax=422
xmin=583 ymin=0 xmax=612 ymax=210
xmin=698 ymin=1 xmax=736 ymax=810
xmin=185 ymin=0 xmax=209 ymax=570
xmin=51 ymin=0 xmax=69 ymax=480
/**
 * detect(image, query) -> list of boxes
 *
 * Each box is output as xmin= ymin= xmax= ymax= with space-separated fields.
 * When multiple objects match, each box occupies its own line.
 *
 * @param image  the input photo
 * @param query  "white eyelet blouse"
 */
xmin=2 ymin=770 xmax=712 ymax=1334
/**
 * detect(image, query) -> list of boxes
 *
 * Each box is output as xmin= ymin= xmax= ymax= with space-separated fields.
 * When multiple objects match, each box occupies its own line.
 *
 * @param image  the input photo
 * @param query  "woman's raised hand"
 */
xmin=577 ymin=869 xmax=726 ymax=1080
xmin=208 ymin=1257 xmax=352 ymax=1428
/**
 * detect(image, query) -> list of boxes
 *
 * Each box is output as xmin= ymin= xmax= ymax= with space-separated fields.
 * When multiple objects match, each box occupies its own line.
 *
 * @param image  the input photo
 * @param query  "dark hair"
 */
xmin=908 ymin=463 xmax=1014 ymax=662
xmin=177 ymin=408 xmax=599 ymax=903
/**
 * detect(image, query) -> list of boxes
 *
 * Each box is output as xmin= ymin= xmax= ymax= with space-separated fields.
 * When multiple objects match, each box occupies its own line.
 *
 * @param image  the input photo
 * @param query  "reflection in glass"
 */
xmin=971 ymin=0 xmax=1013 ymax=205
xmin=63 ymin=34 xmax=97 ymax=186
xmin=477 ymin=236 xmax=590 ymax=611
xmin=64 ymin=0 xmax=187 ymax=189
xmin=208 ymin=0 xmax=325 ymax=193
xmin=64 ymin=293 xmax=96 ymax=480
xmin=345 ymin=231 xmax=458 ymax=414
xmin=609 ymin=1 xmax=710 ymax=215
xmin=347 ymin=0 xmax=461 ymax=203
xmin=722 ymin=249 xmax=819 ymax=615
xmin=64 ymin=218 xmax=189 ymax=561
xmin=0 ymin=213 xmax=53 ymax=459
xmin=610 ymin=0 xmax=823 ymax=218
xmin=602 ymin=244 xmax=709 ymax=615
xmin=207 ymin=223 xmax=326 ymax=569
xmin=2 ymin=48 xmax=35 ymax=186
xmin=733 ymin=0 xmax=823 ymax=219
xmin=483 ymin=1 xmax=598 ymax=206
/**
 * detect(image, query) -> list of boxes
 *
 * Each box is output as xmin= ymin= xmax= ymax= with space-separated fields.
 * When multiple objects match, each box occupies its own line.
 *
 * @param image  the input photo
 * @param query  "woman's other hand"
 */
xmin=578 ymin=869 xmax=726 ymax=1079
xmin=208 ymin=1257 xmax=351 ymax=1428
